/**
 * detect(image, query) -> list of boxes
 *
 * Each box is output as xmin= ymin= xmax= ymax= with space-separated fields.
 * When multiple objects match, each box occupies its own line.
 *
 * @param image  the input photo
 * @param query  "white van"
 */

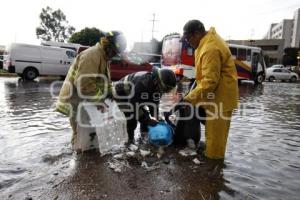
xmin=41 ymin=40 xmax=88 ymax=52
xmin=3 ymin=43 xmax=76 ymax=80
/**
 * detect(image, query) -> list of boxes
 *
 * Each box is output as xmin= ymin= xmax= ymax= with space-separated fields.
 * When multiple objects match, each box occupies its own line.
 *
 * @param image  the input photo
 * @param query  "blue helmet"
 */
xmin=148 ymin=122 xmax=174 ymax=147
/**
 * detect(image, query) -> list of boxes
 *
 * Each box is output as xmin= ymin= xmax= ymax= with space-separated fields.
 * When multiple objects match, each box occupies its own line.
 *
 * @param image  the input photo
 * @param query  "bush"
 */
xmin=69 ymin=27 xmax=104 ymax=46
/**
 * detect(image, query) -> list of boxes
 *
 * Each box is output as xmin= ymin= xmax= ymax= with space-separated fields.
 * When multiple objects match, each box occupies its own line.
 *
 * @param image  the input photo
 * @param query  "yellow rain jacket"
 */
xmin=56 ymin=42 xmax=112 ymax=117
xmin=184 ymin=27 xmax=238 ymax=112
xmin=184 ymin=27 xmax=238 ymax=159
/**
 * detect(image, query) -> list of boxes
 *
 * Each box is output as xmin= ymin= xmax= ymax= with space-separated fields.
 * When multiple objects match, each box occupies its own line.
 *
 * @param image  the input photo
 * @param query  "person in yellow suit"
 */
xmin=56 ymin=31 xmax=127 ymax=150
xmin=182 ymin=20 xmax=239 ymax=159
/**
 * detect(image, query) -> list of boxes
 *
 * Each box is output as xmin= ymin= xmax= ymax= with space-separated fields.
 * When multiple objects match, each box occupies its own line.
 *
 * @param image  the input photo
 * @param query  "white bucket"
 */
xmin=76 ymin=100 xmax=128 ymax=155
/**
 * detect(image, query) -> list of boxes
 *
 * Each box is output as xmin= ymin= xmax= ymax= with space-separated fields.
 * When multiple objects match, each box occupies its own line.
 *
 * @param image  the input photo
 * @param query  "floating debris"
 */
xmin=193 ymin=158 xmax=201 ymax=165
xmin=114 ymin=168 xmax=122 ymax=173
xmin=113 ymin=153 xmax=123 ymax=159
xmin=126 ymin=151 xmax=135 ymax=157
xmin=141 ymin=161 xmax=160 ymax=171
xmin=178 ymin=148 xmax=197 ymax=157
xmin=107 ymin=158 xmax=132 ymax=173
xmin=141 ymin=161 xmax=148 ymax=168
xmin=108 ymin=162 xmax=122 ymax=173
xmin=140 ymin=149 xmax=151 ymax=157
xmin=157 ymin=146 xmax=165 ymax=159
xmin=128 ymin=144 xmax=138 ymax=151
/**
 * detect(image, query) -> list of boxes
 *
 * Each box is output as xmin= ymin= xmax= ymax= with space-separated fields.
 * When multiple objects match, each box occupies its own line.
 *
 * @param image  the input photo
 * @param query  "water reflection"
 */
xmin=228 ymin=82 xmax=300 ymax=199
xmin=178 ymin=161 xmax=236 ymax=200
xmin=239 ymin=82 xmax=264 ymax=98
xmin=0 ymin=78 xmax=72 ymax=199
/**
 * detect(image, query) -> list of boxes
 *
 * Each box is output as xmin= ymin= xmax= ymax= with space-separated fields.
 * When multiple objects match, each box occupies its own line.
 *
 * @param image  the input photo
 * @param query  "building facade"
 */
xmin=292 ymin=8 xmax=300 ymax=47
xmin=265 ymin=8 xmax=300 ymax=48
xmin=0 ymin=45 xmax=5 ymax=54
xmin=0 ymin=45 xmax=5 ymax=69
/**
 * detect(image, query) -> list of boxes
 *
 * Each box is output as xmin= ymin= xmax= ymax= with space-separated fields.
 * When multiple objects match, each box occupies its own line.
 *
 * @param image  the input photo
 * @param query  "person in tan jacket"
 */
xmin=182 ymin=20 xmax=239 ymax=159
xmin=56 ymin=31 xmax=127 ymax=150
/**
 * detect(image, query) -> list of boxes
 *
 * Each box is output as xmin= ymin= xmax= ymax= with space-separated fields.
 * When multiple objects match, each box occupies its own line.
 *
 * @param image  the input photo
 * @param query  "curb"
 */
xmin=0 ymin=73 xmax=17 ymax=77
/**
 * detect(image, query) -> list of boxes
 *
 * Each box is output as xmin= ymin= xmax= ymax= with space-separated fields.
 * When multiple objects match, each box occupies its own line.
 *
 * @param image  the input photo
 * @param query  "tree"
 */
xmin=36 ymin=6 xmax=75 ymax=42
xmin=69 ymin=27 xmax=105 ymax=46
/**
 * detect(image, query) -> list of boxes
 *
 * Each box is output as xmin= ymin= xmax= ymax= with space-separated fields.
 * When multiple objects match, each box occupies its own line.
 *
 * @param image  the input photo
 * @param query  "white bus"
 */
xmin=162 ymin=34 xmax=266 ymax=84
xmin=229 ymin=44 xmax=266 ymax=84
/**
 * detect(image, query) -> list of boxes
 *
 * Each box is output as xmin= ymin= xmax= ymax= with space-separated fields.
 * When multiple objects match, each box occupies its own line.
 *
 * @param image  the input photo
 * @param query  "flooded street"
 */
xmin=0 ymin=77 xmax=300 ymax=199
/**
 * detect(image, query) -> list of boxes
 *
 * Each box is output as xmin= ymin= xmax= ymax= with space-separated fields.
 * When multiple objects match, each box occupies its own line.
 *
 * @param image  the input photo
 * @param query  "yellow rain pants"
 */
xmin=204 ymin=111 xmax=233 ymax=159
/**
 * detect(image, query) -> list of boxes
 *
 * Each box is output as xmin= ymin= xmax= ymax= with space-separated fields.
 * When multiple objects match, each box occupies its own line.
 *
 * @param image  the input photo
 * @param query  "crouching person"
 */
xmin=113 ymin=68 xmax=177 ymax=143
xmin=165 ymin=100 xmax=206 ymax=149
xmin=55 ymin=31 xmax=127 ymax=151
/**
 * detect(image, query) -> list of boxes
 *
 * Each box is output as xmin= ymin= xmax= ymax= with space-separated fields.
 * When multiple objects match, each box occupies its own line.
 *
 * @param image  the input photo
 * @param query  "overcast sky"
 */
xmin=1 ymin=0 xmax=299 ymax=49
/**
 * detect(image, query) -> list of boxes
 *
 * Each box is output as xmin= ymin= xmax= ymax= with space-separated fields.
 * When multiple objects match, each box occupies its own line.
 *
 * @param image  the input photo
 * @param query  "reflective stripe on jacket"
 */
xmin=114 ymin=71 xmax=161 ymax=120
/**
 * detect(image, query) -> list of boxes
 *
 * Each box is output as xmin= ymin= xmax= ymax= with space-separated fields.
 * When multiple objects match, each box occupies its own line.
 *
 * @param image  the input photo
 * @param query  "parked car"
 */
xmin=266 ymin=68 xmax=298 ymax=82
xmin=269 ymin=64 xmax=285 ymax=69
xmin=0 ymin=55 xmax=3 ymax=69
xmin=3 ymin=43 xmax=76 ymax=80
xmin=109 ymin=54 xmax=152 ymax=81
xmin=41 ymin=40 xmax=89 ymax=52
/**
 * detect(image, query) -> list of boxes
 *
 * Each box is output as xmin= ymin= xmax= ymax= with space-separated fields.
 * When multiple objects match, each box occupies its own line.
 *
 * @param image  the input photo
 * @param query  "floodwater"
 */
xmin=0 ymin=77 xmax=300 ymax=200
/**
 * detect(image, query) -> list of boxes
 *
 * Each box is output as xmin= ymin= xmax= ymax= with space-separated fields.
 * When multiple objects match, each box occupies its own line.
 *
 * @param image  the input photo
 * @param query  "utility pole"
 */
xmin=149 ymin=13 xmax=158 ymax=55
xmin=249 ymin=29 xmax=255 ymax=46
xmin=150 ymin=13 xmax=158 ymax=40
xmin=227 ymin=35 xmax=231 ymax=41
xmin=250 ymin=28 xmax=255 ymax=40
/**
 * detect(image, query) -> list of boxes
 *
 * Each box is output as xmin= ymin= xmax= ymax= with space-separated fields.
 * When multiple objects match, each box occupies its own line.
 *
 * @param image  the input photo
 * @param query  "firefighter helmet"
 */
xmin=154 ymin=68 xmax=176 ymax=92
xmin=105 ymin=31 xmax=127 ymax=54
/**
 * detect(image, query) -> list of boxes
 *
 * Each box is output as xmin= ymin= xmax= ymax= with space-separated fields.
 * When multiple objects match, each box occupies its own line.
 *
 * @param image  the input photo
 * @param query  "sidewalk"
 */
xmin=0 ymin=72 xmax=17 ymax=77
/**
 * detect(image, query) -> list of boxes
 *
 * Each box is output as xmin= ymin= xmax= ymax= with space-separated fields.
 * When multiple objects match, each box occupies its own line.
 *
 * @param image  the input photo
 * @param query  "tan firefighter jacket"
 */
xmin=56 ymin=43 xmax=112 ymax=117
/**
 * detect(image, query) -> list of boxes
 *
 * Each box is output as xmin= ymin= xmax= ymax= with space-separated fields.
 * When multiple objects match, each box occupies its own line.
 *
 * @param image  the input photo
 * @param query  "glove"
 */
xmin=163 ymin=111 xmax=172 ymax=120
xmin=180 ymin=99 xmax=192 ymax=113
xmin=147 ymin=117 xmax=159 ymax=127
xmin=106 ymin=90 xmax=114 ymax=100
